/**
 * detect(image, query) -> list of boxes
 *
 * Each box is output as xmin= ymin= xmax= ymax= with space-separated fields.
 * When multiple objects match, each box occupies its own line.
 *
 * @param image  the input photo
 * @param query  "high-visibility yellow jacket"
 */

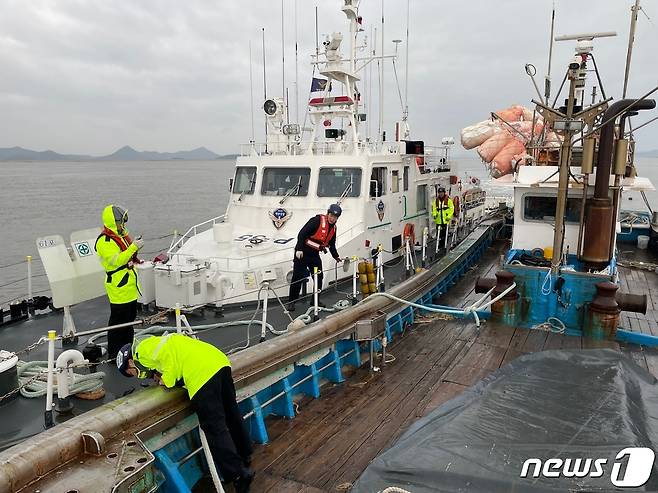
xmin=95 ymin=205 xmax=140 ymax=304
xmin=431 ymin=197 xmax=454 ymax=226
xmin=133 ymin=334 xmax=231 ymax=399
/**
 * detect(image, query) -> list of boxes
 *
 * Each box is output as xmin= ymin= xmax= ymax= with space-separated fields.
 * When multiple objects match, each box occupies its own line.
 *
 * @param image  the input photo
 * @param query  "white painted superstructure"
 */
xmin=151 ymin=1 xmax=485 ymax=308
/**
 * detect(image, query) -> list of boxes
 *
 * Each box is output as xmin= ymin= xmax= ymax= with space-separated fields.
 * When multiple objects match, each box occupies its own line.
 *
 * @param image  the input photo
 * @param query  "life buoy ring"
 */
xmin=453 ymin=195 xmax=460 ymax=218
xmin=403 ymin=223 xmax=416 ymax=245
xmin=415 ymin=155 xmax=425 ymax=172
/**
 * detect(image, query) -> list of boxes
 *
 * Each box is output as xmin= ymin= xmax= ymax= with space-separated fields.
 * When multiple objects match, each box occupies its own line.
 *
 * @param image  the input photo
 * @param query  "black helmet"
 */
xmin=327 ymin=204 xmax=342 ymax=217
xmin=112 ymin=205 xmax=128 ymax=225
xmin=437 ymin=186 xmax=446 ymax=193
xmin=116 ymin=343 xmax=133 ymax=376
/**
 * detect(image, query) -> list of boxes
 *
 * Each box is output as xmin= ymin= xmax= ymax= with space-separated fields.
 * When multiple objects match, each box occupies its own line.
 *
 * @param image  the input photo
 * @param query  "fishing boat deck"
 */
xmin=618 ymin=247 xmax=658 ymax=338
xmin=247 ymin=240 xmax=658 ymax=492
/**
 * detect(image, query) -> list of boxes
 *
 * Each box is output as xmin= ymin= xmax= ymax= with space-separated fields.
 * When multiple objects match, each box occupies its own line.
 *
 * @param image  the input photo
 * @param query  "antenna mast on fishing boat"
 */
xmin=545 ymin=31 xmax=616 ymax=274
xmin=623 ymin=0 xmax=642 ymax=99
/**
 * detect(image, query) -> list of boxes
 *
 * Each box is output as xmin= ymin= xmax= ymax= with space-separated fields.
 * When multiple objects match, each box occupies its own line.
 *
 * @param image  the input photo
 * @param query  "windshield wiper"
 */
xmin=238 ymin=173 xmax=257 ymax=202
xmin=337 ymin=177 xmax=353 ymax=204
xmin=279 ymin=177 xmax=303 ymax=205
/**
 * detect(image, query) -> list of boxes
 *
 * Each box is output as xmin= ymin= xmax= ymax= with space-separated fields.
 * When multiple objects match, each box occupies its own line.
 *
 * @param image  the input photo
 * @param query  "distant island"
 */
xmin=0 ymin=145 xmax=239 ymax=162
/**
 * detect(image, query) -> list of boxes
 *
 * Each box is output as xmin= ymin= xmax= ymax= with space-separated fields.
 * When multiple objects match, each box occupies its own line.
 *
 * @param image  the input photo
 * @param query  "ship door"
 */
xmin=368 ymin=165 xmax=392 ymax=241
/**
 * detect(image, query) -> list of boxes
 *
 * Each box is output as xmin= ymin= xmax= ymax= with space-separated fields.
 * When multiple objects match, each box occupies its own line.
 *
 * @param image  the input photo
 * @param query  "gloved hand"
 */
xmin=134 ymin=236 xmax=145 ymax=250
xmin=295 ymin=250 xmax=303 ymax=260
xmin=334 ymin=256 xmax=342 ymax=263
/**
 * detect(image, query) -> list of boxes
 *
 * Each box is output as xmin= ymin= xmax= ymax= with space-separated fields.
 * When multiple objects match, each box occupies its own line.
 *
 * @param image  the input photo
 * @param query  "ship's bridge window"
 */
xmin=261 ymin=167 xmax=311 ymax=196
xmin=523 ymin=195 xmax=582 ymax=223
xmin=232 ymin=166 xmax=257 ymax=194
xmin=317 ymin=168 xmax=362 ymax=197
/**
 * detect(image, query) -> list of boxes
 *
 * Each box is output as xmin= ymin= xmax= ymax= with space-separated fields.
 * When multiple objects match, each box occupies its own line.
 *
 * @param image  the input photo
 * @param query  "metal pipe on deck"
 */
xmin=44 ymin=330 xmax=56 ymax=429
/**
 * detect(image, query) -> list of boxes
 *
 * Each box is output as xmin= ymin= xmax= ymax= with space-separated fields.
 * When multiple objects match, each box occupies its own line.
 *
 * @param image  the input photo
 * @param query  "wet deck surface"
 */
xmin=618 ymin=246 xmax=658 ymax=338
xmin=248 ymin=241 xmax=658 ymax=492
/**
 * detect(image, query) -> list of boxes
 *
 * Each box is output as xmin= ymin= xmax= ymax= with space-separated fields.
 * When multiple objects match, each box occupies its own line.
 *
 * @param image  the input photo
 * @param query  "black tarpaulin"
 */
xmin=352 ymin=349 xmax=658 ymax=492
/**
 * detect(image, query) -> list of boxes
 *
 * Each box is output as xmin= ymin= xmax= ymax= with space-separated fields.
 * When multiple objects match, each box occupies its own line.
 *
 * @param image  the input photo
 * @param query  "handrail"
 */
xmin=168 ymin=215 xmax=226 ymax=254
xmin=167 ymin=221 xmax=367 ymax=266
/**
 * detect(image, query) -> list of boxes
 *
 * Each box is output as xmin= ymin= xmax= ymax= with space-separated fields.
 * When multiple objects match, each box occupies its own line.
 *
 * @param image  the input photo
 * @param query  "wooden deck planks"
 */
xmin=247 ymin=243 xmax=658 ymax=492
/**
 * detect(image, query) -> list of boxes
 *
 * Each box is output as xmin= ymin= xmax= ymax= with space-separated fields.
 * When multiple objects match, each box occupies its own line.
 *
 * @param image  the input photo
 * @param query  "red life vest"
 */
xmin=99 ymin=226 xmax=132 ymax=251
xmin=305 ymin=215 xmax=336 ymax=251
xmin=94 ymin=227 xmax=141 ymax=274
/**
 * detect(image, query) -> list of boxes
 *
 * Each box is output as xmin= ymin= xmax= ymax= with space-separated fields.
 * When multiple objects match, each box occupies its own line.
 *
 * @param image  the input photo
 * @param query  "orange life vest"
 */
xmin=98 ymin=226 xmax=132 ymax=251
xmin=305 ymin=214 xmax=336 ymax=251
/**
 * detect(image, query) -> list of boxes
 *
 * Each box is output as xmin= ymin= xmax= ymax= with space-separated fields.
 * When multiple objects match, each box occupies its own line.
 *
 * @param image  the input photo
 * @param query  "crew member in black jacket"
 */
xmin=286 ymin=204 xmax=342 ymax=311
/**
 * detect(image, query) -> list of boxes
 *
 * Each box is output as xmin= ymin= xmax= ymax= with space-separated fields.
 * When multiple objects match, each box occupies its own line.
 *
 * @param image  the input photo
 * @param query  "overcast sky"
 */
xmin=1 ymin=0 xmax=657 ymax=155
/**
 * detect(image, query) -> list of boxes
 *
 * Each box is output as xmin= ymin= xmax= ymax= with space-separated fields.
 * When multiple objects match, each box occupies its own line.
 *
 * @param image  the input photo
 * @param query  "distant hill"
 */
xmin=0 ymin=145 xmax=228 ymax=161
xmin=637 ymin=149 xmax=658 ymax=158
xmin=0 ymin=146 xmax=94 ymax=161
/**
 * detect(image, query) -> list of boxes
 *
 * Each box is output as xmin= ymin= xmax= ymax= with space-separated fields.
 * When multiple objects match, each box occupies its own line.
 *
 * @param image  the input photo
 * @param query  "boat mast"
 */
xmin=622 ymin=0 xmax=641 ymax=98
xmin=281 ymin=0 xmax=285 ymax=104
xmin=294 ymin=0 xmax=299 ymax=124
xmin=379 ymin=0 xmax=385 ymax=143
xmin=249 ymin=41 xmax=255 ymax=144
xmin=262 ymin=28 xmax=268 ymax=151
xmin=545 ymin=3 xmax=556 ymax=101
xmin=404 ymin=0 xmax=410 ymax=121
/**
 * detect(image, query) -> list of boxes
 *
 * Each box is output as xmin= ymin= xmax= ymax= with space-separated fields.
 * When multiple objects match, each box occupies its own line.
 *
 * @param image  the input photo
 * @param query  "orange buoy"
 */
xmin=403 ymin=223 xmax=416 ymax=245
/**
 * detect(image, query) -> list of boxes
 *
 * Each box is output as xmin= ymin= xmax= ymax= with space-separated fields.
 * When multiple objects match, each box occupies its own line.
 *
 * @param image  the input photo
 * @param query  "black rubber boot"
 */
xmin=234 ymin=470 xmax=255 ymax=493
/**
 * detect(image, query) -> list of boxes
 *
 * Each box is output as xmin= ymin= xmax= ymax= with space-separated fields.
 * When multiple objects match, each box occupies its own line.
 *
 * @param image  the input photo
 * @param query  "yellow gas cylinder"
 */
xmin=543 ymin=246 xmax=553 ymax=260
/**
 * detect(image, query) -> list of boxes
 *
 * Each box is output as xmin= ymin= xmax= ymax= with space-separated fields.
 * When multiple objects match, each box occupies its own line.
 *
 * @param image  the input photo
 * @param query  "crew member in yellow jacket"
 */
xmin=116 ymin=334 xmax=254 ymax=493
xmin=95 ymin=204 xmax=144 ymax=357
xmin=431 ymin=186 xmax=454 ymax=251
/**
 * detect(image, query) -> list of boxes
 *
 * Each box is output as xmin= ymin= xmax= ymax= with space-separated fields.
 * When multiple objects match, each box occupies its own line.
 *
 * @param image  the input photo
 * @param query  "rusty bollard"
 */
xmin=490 ymin=270 xmax=518 ymax=325
xmin=585 ymin=281 xmax=620 ymax=340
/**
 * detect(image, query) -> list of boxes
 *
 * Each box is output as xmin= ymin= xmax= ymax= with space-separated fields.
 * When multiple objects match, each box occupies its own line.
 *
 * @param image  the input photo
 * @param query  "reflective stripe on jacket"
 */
xmin=431 ymin=197 xmax=454 ymax=226
xmin=95 ymin=204 xmax=140 ymax=304
xmin=305 ymin=214 xmax=336 ymax=251
xmin=133 ymin=334 xmax=231 ymax=399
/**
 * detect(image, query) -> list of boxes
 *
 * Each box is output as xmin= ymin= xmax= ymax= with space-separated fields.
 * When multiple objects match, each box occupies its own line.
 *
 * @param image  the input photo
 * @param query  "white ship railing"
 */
xmin=239 ymin=141 xmax=404 ymax=157
xmin=168 ymin=215 xmax=226 ymax=255
xmin=166 ymin=221 xmax=366 ymax=272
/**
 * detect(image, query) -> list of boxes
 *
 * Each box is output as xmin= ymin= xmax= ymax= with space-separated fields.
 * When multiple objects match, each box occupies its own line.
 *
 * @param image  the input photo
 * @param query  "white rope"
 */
xmin=380 ymin=487 xmax=412 ymax=493
xmin=17 ymin=360 xmax=105 ymax=398
xmin=541 ymin=269 xmax=552 ymax=296
xmin=531 ymin=316 xmax=566 ymax=334
xmin=293 ymin=298 xmax=352 ymax=324
xmin=367 ymin=282 xmax=517 ymax=328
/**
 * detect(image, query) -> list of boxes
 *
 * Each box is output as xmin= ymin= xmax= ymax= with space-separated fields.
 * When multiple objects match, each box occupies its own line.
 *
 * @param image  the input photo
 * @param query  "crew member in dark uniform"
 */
xmin=286 ymin=204 xmax=342 ymax=311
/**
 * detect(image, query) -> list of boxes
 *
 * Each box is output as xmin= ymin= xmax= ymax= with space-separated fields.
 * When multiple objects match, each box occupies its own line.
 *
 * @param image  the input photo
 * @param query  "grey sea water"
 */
xmin=1 ymin=156 xmax=657 ymax=305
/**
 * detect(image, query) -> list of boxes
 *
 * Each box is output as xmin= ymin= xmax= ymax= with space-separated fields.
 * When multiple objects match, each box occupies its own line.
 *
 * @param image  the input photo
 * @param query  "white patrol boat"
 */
xmin=146 ymin=0 xmax=486 ymax=309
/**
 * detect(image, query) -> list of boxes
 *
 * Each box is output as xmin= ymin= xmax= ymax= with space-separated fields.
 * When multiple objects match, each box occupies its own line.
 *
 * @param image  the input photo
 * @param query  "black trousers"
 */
xmin=191 ymin=367 xmax=253 ymax=483
xmin=288 ymin=254 xmax=323 ymax=303
xmin=107 ymin=300 xmax=137 ymax=358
